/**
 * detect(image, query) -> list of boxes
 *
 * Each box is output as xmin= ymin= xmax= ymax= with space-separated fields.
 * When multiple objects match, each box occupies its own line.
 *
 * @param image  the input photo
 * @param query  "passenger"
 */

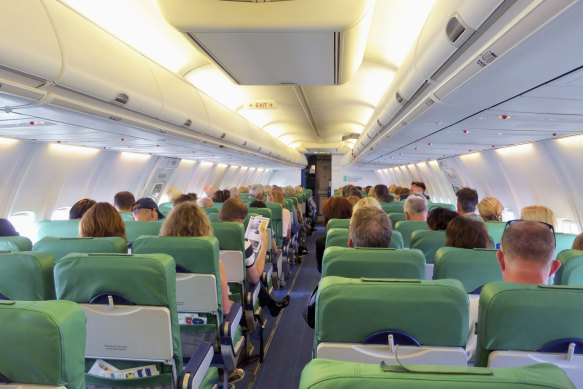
xmin=368 ymin=186 xmax=376 ymax=196
xmin=364 ymin=185 xmax=372 ymax=195
xmin=69 ymin=198 xmax=97 ymax=220
xmin=456 ymin=187 xmax=480 ymax=218
xmin=79 ymin=202 xmax=126 ymax=241
xmin=348 ymin=207 xmax=392 ymax=248
xmin=478 ymin=197 xmax=504 ymax=222
xmin=113 ymin=191 xmax=135 ymax=222
xmin=197 ymin=197 xmax=214 ymax=208
xmin=267 ymin=190 xmax=291 ymax=240
xmin=316 ymin=197 xmax=353 ymax=272
xmin=399 ymin=187 xmax=410 ymax=199
xmin=352 ymin=197 xmax=382 ymax=214
xmin=374 ymin=184 xmax=394 ymax=203
xmin=218 ymin=198 xmax=289 ymax=316
xmin=211 ymin=189 xmax=230 ymax=203
xmin=445 ymin=216 xmax=492 ymax=249
xmin=249 ymin=184 xmax=265 ymax=201
xmin=160 ymin=202 xmax=232 ymax=316
xmin=238 ymin=185 xmax=249 ymax=194
xmin=132 ymin=197 xmax=164 ymax=221
xmin=408 ymin=181 xmax=430 ymax=200
xmin=404 ymin=194 xmax=428 ymax=221
xmin=572 ymin=233 xmax=583 ymax=250
xmin=520 ymin=205 xmax=557 ymax=229
xmin=228 ymin=187 xmax=240 ymax=199
xmin=249 ymin=200 xmax=266 ymax=208
xmin=345 ymin=195 xmax=360 ymax=206
xmin=202 ymin=185 xmax=215 ymax=199
xmin=284 ymin=185 xmax=303 ymax=223
xmin=165 ymin=187 xmax=183 ymax=204
xmin=427 ymin=207 xmax=458 ymax=230
xmin=173 ymin=193 xmax=196 ymax=206
xmin=0 ymin=219 xmax=19 ymax=236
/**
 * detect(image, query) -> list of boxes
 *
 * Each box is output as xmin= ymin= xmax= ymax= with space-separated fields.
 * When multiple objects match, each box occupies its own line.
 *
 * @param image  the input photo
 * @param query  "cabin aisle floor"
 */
xmin=235 ymin=226 xmax=322 ymax=389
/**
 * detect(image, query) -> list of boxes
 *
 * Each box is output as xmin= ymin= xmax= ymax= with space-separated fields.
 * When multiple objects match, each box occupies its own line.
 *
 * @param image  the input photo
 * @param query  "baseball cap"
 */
xmin=132 ymin=197 xmax=165 ymax=219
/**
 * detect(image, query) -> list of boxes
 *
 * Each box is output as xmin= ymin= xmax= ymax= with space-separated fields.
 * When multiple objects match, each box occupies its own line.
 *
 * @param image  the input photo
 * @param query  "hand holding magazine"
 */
xmin=245 ymin=216 xmax=269 ymax=243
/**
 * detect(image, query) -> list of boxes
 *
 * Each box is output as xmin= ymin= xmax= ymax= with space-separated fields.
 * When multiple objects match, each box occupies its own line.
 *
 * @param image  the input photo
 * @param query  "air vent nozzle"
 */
xmin=113 ymin=92 xmax=129 ymax=105
xmin=184 ymin=119 xmax=192 ymax=127
xmin=395 ymin=91 xmax=404 ymax=104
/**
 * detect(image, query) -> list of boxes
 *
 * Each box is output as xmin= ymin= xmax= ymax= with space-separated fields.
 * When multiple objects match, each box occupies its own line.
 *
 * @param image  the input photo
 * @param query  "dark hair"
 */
xmin=322 ymin=197 xmax=353 ymax=227
xmin=0 ymin=219 xmax=19 ymax=236
xmin=249 ymin=200 xmax=267 ymax=208
xmin=212 ymin=190 xmax=230 ymax=203
xmin=456 ymin=187 xmax=479 ymax=213
xmin=445 ymin=216 xmax=491 ymax=249
xmin=173 ymin=193 xmax=197 ymax=206
xmin=374 ymin=184 xmax=393 ymax=203
xmin=219 ymin=198 xmax=248 ymax=222
xmin=344 ymin=186 xmax=363 ymax=199
xmin=427 ymin=207 xmax=458 ymax=230
xmin=113 ymin=191 xmax=135 ymax=211
xmin=412 ymin=182 xmax=426 ymax=192
xmin=69 ymin=199 xmax=97 ymax=220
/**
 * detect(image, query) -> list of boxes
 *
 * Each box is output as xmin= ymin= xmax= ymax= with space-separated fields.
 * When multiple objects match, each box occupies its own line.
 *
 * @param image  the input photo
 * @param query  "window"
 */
xmin=51 ymin=207 xmax=71 ymax=221
xmin=8 ymin=211 xmax=37 ymax=242
xmin=557 ymin=218 xmax=580 ymax=234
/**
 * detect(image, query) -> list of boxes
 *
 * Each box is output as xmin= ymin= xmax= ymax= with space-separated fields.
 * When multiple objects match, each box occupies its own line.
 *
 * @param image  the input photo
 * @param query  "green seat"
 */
xmin=325 ymin=228 xmax=404 ymax=250
xmin=429 ymin=203 xmax=457 ymax=212
xmin=299 ymin=359 xmax=575 ymax=389
xmin=0 ymin=235 xmax=32 ymax=251
xmin=485 ymin=221 xmax=505 ymax=247
xmin=315 ymin=277 xmax=469 ymax=365
xmin=556 ymin=233 xmax=578 ymax=257
xmin=410 ymin=230 xmax=446 ymax=264
xmin=0 ymin=251 xmax=55 ymax=300
xmin=0 ymin=300 xmax=86 ymax=389
xmin=321 ymin=247 xmax=425 ymax=280
xmin=202 ymin=207 xmax=219 ymax=214
xmin=32 ymin=236 xmax=127 ymax=260
xmin=327 ymin=219 xmax=350 ymax=229
xmin=555 ymin=249 xmax=583 ymax=285
xmin=380 ymin=202 xmax=404 ymax=214
xmin=433 ymin=247 xmax=502 ymax=293
xmin=266 ymin=203 xmax=283 ymax=248
xmin=119 ymin=212 xmax=134 ymax=222
xmin=37 ymin=220 xmax=80 ymax=239
xmin=124 ymin=220 xmax=163 ymax=244
xmin=54 ymin=252 xmax=184 ymax=387
xmin=208 ymin=213 xmax=219 ymax=222
xmin=158 ymin=202 xmax=174 ymax=216
xmin=213 ymin=202 xmax=223 ymax=209
xmin=395 ymin=221 xmax=428 ymax=248
xmin=388 ymin=212 xmax=406 ymax=229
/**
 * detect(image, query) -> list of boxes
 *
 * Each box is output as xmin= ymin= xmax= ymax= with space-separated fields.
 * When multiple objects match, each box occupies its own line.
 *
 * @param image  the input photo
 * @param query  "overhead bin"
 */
xmin=42 ymin=1 xmax=163 ymax=119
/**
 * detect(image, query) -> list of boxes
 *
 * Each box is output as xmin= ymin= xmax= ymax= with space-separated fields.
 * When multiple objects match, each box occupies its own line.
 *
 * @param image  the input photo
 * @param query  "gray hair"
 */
xmin=228 ymin=187 xmax=240 ymax=199
xmin=249 ymin=184 xmax=264 ymax=197
xmin=349 ymin=207 xmax=392 ymax=248
xmin=283 ymin=185 xmax=295 ymax=197
xmin=404 ymin=194 xmax=427 ymax=215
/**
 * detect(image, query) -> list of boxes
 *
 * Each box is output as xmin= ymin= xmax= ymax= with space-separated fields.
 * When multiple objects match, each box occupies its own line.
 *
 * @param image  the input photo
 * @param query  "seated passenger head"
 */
xmin=445 ymin=216 xmax=491 ymax=249
xmin=374 ymin=184 xmax=393 ymax=203
xmin=427 ymin=207 xmax=458 ymax=230
xmin=113 ymin=191 xmax=135 ymax=213
xmin=322 ymin=197 xmax=353 ymax=228
xmin=202 ymin=185 xmax=215 ymax=198
xmin=219 ymin=198 xmax=248 ymax=222
xmin=173 ymin=193 xmax=196 ymax=206
xmin=345 ymin=195 xmax=360 ymax=206
xmin=0 ymin=219 xmax=19 ymax=237
xmin=456 ymin=187 xmax=479 ymax=215
xmin=342 ymin=185 xmax=362 ymax=199
xmin=197 ymin=197 xmax=214 ymax=208
xmin=238 ymin=185 xmax=249 ymax=194
xmin=79 ymin=202 xmax=126 ymax=241
xmin=249 ymin=200 xmax=267 ymax=208
xmin=249 ymin=184 xmax=265 ymax=199
xmin=353 ymin=197 xmax=382 ymax=214
xmin=160 ymin=202 xmax=212 ymax=237
xmin=410 ymin=181 xmax=426 ymax=195
xmin=165 ymin=187 xmax=183 ymax=203
xmin=211 ymin=190 xmax=229 ymax=203
xmin=283 ymin=185 xmax=295 ymax=198
xmin=348 ymin=207 xmax=392 ymax=248
xmin=573 ymin=233 xmax=583 ymax=250
xmin=477 ymin=197 xmax=504 ymax=222
xmin=404 ymin=194 xmax=428 ymax=221
xmin=295 ymin=185 xmax=304 ymax=194
xmin=267 ymin=190 xmax=286 ymax=208
xmin=520 ymin=205 xmax=557 ymax=229
xmin=69 ymin=198 xmax=97 ymax=220
xmin=497 ymin=220 xmax=560 ymax=284
xmin=228 ymin=187 xmax=240 ymax=199
xmin=132 ymin=198 xmax=164 ymax=221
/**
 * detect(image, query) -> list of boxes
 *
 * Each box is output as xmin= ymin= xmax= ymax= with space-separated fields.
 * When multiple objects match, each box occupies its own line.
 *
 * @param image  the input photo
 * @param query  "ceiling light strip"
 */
xmin=293 ymin=85 xmax=322 ymax=141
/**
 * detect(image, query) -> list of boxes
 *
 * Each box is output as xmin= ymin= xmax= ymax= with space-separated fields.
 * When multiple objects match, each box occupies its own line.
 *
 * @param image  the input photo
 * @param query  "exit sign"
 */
xmin=246 ymin=100 xmax=277 ymax=109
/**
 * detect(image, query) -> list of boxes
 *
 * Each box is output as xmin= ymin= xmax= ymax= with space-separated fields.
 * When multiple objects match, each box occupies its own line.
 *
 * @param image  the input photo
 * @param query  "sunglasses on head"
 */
xmin=503 ymin=219 xmax=556 ymax=247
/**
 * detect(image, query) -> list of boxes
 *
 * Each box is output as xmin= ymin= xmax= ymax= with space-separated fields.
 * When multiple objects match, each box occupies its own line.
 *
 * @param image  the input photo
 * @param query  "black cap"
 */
xmin=132 ymin=198 xmax=165 ymax=219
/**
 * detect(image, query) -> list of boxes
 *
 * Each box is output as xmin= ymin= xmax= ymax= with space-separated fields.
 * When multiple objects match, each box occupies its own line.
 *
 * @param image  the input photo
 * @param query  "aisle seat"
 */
xmin=321 ymin=247 xmax=424 ymax=280
xmin=326 ymin=219 xmax=349 ymax=229
xmin=299 ymin=359 xmax=575 ymax=389
xmin=158 ymin=202 xmax=174 ymax=216
xmin=485 ymin=221 xmax=505 ymax=247
xmin=0 ymin=300 xmax=86 ymax=389
xmin=0 ymin=236 xmax=32 ymax=251
xmin=395 ymin=221 xmax=428 ymax=248
xmin=475 ymin=282 xmax=583 ymax=386
xmin=315 ymin=277 xmax=469 ymax=366
xmin=428 ymin=203 xmax=457 ymax=212
xmin=325 ymin=228 xmax=404 ymax=250
xmin=266 ymin=203 xmax=287 ymax=287
xmin=202 ymin=207 xmax=219 ymax=215
xmin=0 ymin=251 xmax=55 ymax=300
xmin=433 ymin=247 xmax=502 ymax=293
xmin=410 ymin=230 xmax=446 ymax=265
xmin=37 ymin=220 xmax=79 ymax=240
xmin=388 ymin=213 xmax=406 ymax=229
xmin=380 ymin=202 xmax=404 ymax=214
xmin=124 ymin=221 xmax=163 ymax=244
xmin=555 ymin=249 xmax=583 ymax=285
xmin=32 ymin=236 xmax=127 ymax=260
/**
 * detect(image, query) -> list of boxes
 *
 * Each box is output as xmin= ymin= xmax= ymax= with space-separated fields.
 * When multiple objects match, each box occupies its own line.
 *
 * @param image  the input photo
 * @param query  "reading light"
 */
xmin=0 ymin=137 xmax=18 ymax=145
xmin=120 ymin=151 xmax=150 ymax=160
xmin=557 ymin=134 xmax=583 ymax=146
xmin=50 ymin=143 xmax=100 ymax=155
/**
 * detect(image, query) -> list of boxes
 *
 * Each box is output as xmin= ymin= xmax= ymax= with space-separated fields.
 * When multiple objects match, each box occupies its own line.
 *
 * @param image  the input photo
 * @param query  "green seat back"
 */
xmin=429 ymin=203 xmax=457 ymax=212
xmin=327 ymin=218 xmax=350 ymax=229
xmin=380 ymin=202 xmax=404 ymax=214
xmin=410 ymin=230 xmax=446 ymax=264
xmin=54 ymin=252 xmax=182 ymax=373
xmin=322 ymin=247 xmax=425 ymax=279
xmin=284 ymin=199 xmax=294 ymax=214
xmin=299 ymin=359 xmax=575 ymax=389
xmin=132 ymin=236 xmax=223 ymax=319
xmin=315 ymin=277 xmax=468 ymax=352
xmin=240 ymin=193 xmax=249 ymax=199
xmin=37 ymin=220 xmax=80 ymax=239
xmin=395 ymin=220 xmax=428 ymax=248
xmin=119 ymin=212 xmax=134 ymax=222
xmin=211 ymin=221 xmax=245 ymax=252
xmin=475 ymin=282 xmax=583 ymax=367
xmin=0 ymin=300 xmax=86 ymax=389
xmin=286 ymin=197 xmax=299 ymax=208
xmin=213 ymin=202 xmax=223 ymax=209
xmin=433 ymin=247 xmax=502 ymax=293
xmin=485 ymin=221 xmax=505 ymax=247
xmin=325 ymin=228 xmax=404 ymax=250
xmin=202 ymin=207 xmax=219 ymax=214
xmin=555 ymin=249 xmax=583 ymax=286
xmin=556 ymin=233 xmax=577 ymax=257
xmin=208 ymin=213 xmax=219 ymax=222
xmin=32 ymin=236 xmax=127 ymax=260
xmin=388 ymin=212 xmax=406 ymax=229
xmin=0 ymin=251 xmax=55 ymax=300
xmin=124 ymin=220 xmax=163 ymax=244
xmin=0 ymin=236 xmax=33 ymax=251
xmin=266 ymin=203 xmax=283 ymax=248
xmin=158 ymin=202 xmax=173 ymax=216
xmin=248 ymin=207 xmax=272 ymax=227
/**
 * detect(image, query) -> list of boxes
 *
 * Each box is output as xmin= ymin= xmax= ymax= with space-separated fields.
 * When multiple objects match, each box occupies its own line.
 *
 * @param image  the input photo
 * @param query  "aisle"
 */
xmin=236 ymin=227 xmax=323 ymax=389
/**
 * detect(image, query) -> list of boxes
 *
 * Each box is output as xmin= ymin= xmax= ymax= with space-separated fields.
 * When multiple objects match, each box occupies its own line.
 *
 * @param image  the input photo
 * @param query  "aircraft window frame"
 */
xmin=51 ymin=207 xmax=71 ymax=221
xmin=557 ymin=218 xmax=580 ymax=234
xmin=8 ymin=211 xmax=37 ymax=242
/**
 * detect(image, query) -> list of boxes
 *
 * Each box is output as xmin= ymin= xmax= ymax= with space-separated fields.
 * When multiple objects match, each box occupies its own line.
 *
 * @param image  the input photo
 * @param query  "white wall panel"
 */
xmin=269 ymin=169 xmax=301 ymax=187
xmin=331 ymin=154 xmax=377 ymax=191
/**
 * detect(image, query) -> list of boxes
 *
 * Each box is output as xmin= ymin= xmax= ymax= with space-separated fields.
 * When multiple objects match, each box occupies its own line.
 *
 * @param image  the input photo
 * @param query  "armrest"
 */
xmin=261 ymin=262 xmax=273 ymax=287
xmin=244 ymin=282 xmax=260 ymax=311
xmin=221 ymin=303 xmax=242 ymax=340
xmin=180 ymin=342 xmax=214 ymax=389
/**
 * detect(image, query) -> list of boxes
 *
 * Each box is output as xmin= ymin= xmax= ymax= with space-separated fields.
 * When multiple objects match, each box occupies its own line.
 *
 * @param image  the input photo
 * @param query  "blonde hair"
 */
xmin=268 ymin=190 xmax=286 ymax=209
xmin=572 ymin=233 xmax=583 ymax=250
xmin=520 ymin=205 xmax=557 ymax=228
xmin=238 ymin=186 xmax=249 ymax=194
xmin=160 ymin=202 xmax=212 ymax=237
xmin=79 ymin=202 xmax=126 ymax=241
xmin=352 ymin=197 xmax=383 ymax=215
xmin=165 ymin=187 xmax=183 ymax=203
xmin=478 ymin=197 xmax=504 ymax=222
xmin=345 ymin=195 xmax=360 ymax=206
